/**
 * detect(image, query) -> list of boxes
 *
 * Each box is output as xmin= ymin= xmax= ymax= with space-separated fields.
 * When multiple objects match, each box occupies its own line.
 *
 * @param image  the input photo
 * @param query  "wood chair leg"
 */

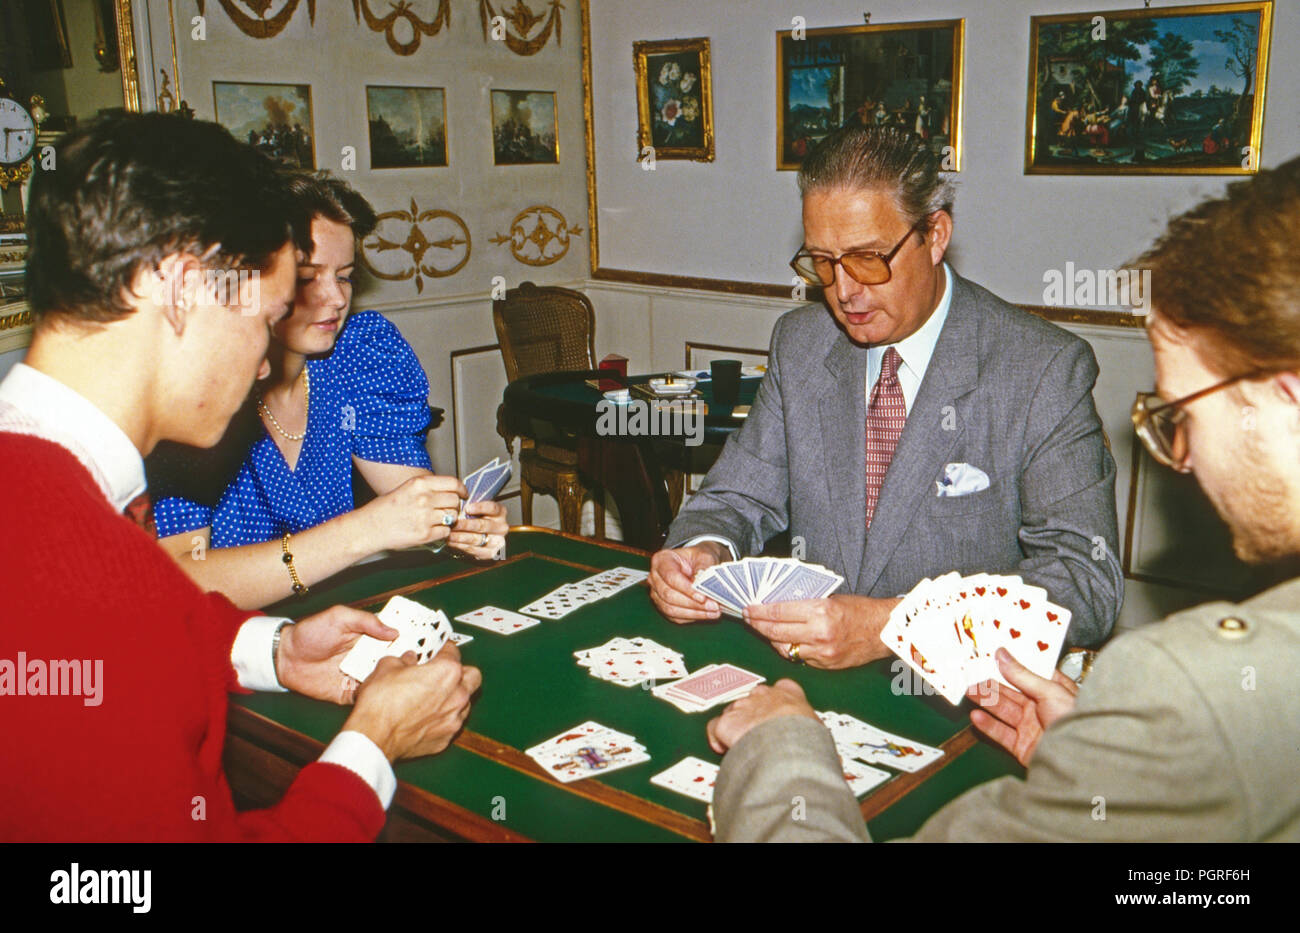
xmin=556 ymin=475 xmax=583 ymax=535
xmin=664 ymin=469 xmax=686 ymax=517
xmin=520 ymin=477 xmax=534 ymax=526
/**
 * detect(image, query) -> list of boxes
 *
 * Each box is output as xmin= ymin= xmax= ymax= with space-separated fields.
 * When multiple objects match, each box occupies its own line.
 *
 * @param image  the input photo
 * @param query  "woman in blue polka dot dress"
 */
xmin=152 ymin=173 xmax=508 ymax=609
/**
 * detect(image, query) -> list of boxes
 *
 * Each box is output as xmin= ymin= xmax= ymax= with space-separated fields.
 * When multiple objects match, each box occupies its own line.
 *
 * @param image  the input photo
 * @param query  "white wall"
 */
xmin=132 ymin=0 xmax=592 ymax=524
xmin=588 ymin=0 xmax=1299 ymax=306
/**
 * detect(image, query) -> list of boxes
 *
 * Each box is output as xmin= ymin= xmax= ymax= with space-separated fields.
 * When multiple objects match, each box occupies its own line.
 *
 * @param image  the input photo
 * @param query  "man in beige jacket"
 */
xmin=707 ymin=155 xmax=1300 ymax=843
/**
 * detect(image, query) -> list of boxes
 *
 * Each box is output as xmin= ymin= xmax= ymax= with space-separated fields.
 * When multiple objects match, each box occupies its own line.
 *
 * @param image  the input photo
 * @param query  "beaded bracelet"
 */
xmin=281 ymin=532 xmax=308 ymax=595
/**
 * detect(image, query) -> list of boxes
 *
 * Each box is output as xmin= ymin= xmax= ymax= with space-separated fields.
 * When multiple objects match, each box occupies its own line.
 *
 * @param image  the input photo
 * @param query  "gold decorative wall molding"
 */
xmin=0 ymin=308 xmax=33 ymax=333
xmin=353 ymin=0 xmax=451 ymax=56
xmin=361 ymin=199 xmax=470 ymax=292
xmin=479 ymin=0 xmax=562 ymax=56
xmin=489 ymin=206 xmax=582 ymax=267
xmin=195 ymin=0 xmax=316 ymax=39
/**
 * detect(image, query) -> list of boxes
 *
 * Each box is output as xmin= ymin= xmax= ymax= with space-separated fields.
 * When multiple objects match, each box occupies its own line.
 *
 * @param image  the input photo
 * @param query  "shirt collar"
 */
xmin=0 ymin=363 xmax=146 ymax=511
xmin=875 ymin=262 xmax=953 ymax=383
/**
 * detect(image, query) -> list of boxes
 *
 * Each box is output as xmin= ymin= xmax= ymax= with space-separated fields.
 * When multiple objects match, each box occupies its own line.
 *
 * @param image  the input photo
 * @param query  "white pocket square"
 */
xmin=936 ymin=462 xmax=990 ymax=497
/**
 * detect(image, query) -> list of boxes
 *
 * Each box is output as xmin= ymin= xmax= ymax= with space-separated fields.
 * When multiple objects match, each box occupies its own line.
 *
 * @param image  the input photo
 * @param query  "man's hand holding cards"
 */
xmin=691 ymin=557 xmax=844 ymax=616
xmin=339 ymin=595 xmax=454 ymax=682
xmin=879 ymin=572 xmax=1071 ymax=705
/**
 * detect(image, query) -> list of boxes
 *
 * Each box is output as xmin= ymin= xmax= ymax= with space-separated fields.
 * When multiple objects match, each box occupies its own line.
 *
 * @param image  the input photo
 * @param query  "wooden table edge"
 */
xmin=227 ymin=704 xmax=532 ymax=843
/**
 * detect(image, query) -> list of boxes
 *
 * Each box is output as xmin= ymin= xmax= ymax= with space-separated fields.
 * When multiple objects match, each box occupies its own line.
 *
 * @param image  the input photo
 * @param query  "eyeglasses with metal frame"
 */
xmin=790 ymin=220 xmax=925 ymax=287
xmin=1132 ymin=370 xmax=1272 ymax=472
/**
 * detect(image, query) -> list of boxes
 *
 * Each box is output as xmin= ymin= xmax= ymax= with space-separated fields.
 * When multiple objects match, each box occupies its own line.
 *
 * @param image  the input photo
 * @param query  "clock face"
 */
xmin=0 ymin=98 xmax=36 ymax=166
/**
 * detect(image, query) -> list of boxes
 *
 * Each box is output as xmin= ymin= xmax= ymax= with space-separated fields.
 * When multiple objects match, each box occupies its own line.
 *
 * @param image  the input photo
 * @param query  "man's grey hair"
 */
xmin=797 ymin=125 xmax=955 ymax=228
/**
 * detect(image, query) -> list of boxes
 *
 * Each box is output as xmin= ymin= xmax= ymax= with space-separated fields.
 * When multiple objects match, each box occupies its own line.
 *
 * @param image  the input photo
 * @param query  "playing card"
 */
xmin=450 ymin=631 xmax=473 ymax=646
xmin=525 ymin=721 xmax=649 ymax=783
xmin=836 ymin=757 xmax=893 ymax=797
xmin=534 ymin=743 xmax=651 ymax=783
xmin=520 ymin=584 xmax=591 ymax=619
xmin=575 ymin=636 xmax=689 ymax=685
xmin=762 ymin=562 xmax=844 ymax=602
xmin=819 ymin=710 xmax=946 ymax=773
xmin=879 ymin=572 xmax=1073 ymax=704
xmin=454 ymin=605 xmax=540 ymax=635
xmin=691 ymin=571 xmax=746 ymax=616
xmin=650 ymin=756 xmax=719 ymax=803
xmin=338 ymin=596 xmax=452 ymax=681
xmin=652 ymin=663 xmax=766 ymax=712
xmin=460 ymin=457 xmax=513 ymax=513
xmin=668 ymin=663 xmax=765 ymax=704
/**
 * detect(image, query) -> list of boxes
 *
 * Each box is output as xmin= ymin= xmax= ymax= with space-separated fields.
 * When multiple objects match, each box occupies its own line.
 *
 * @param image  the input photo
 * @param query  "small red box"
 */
xmin=598 ymin=354 xmax=628 ymax=390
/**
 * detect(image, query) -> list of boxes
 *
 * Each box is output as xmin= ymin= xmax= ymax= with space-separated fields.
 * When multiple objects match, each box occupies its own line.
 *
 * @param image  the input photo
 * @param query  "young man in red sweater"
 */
xmin=0 ymin=112 xmax=481 ymax=840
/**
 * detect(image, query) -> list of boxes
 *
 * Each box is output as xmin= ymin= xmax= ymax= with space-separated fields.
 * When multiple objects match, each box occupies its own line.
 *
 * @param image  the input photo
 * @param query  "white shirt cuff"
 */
xmin=683 ymin=535 xmax=738 ymax=561
xmin=231 ymin=615 xmax=291 ymax=693
xmin=320 ymin=731 xmax=397 ymax=810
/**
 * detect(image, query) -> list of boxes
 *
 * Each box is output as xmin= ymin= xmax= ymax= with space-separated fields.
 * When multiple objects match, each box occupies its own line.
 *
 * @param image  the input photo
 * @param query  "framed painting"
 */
xmin=366 ymin=85 xmax=447 ymax=169
xmin=490 ymin=90 xmax=558 ymax=165
xmin=212 ymin=81 xmax=315 ymax=169
xmin=776 ymin=19 xmax=963 ymax=171
xmin=1026 ymin=1 xmax=1273 ymax=174
xmin=1124 ymin=442 xmax=1289 ymax=599
xmin=633 ymin=37 xmax=714 ymax=162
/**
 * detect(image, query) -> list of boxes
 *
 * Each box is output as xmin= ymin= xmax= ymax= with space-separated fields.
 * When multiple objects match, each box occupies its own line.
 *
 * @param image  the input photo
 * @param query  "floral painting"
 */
xmin=634 ymin=38 xmax=714 ymax=161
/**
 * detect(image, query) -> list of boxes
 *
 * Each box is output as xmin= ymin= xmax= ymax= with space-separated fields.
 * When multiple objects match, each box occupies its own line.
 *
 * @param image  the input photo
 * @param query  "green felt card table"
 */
xmin=225 ymin=528 xmax=1024 ymax=842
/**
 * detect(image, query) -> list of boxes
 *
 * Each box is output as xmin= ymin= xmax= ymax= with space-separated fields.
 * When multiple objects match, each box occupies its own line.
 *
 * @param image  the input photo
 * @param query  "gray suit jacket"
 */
xmin=666 ymin=272 xmax=1122 ymax=646
xmin=713 ymin=577 xmax=1300 ymax=842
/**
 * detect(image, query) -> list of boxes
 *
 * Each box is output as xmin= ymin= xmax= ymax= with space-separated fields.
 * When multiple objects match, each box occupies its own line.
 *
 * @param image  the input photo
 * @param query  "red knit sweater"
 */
xmin=0 ymin=434 xmax=385 ymax=841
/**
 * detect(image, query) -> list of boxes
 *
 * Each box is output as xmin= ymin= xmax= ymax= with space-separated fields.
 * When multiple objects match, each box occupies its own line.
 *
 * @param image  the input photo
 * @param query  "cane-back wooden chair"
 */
xmin=493 ymin=281 xmax=605 ymax=538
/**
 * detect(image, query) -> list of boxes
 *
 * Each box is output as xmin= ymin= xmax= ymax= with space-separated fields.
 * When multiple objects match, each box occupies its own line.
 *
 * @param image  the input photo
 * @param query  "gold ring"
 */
xmin=789 ymin=643 xmax=804 ymax=664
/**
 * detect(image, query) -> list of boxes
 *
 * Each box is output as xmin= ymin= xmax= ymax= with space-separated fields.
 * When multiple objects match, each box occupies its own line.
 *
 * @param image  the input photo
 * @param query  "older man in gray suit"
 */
xmin=650 ymin=126 xmax=1122 ymax=668
xmin=708 ymin=154 xmax=1300 ymax=843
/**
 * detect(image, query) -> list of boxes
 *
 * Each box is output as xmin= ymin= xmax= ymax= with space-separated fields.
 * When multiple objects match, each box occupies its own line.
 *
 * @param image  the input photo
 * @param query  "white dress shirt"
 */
xmin=0 ymin=363 xmax=395 ymax=808
xmin=865 ymin=263 xmax=953 ymax=414
xmin=687 ymin=263 xmax=954 ymax=560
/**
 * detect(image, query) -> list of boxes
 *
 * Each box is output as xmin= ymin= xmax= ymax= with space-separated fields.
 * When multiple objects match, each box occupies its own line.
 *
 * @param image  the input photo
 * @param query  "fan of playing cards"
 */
xmin=461 ymin=456 xmax=512 ymax=510
xmin=879 ymin=572 xmax=1072 ymax=705
xmin=692 ymin=557 xmax=844 ymax=616
xmin=339 ymin=595 xmax=460 ymax=682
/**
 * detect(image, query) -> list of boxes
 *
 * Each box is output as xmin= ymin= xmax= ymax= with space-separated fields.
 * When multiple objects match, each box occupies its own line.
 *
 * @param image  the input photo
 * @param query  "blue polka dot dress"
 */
xmin=155 ymin=311 xmax=433 ymax=546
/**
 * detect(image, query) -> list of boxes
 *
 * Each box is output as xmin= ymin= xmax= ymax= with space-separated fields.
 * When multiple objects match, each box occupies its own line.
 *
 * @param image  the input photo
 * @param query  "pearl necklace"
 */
xmin=258 ymin=367 xmax=310 ymax=442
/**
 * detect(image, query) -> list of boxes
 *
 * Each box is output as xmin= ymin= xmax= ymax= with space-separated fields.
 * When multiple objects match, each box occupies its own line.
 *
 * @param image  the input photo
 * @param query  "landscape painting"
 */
xmin=776 ymin=19 xmax=963 ymax=170
xmin=213 ymin=81 xmax=315 ymax=169
xmin=490 ymin=90 xmax=558 ymax=165
xmin=1026 ymin=2 xmax=1272 ymax=174
xmin=367 ymin=85 xmax=447 ymax=169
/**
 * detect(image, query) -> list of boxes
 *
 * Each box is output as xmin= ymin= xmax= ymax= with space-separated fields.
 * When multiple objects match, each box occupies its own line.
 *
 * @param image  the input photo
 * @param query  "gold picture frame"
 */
xmin=1025 ymin=1 xmax=1273 ymax=175
xmin=775 ymin=19 xmax=963 ymax=171
xmin=633 ymin=37 xmax=714 ymax=162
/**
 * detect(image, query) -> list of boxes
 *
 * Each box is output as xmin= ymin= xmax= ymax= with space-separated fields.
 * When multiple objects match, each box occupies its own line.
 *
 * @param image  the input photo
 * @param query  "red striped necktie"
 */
xmin=865 ymin=347 xmax=907 ymax=529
